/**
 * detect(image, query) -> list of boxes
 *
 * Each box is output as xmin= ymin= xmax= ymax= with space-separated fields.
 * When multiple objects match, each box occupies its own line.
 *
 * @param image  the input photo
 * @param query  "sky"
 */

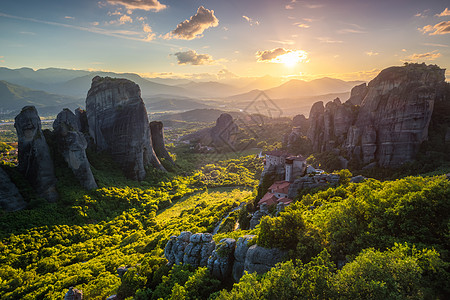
xmin=0 ymin=0 xmax=449 ymax=82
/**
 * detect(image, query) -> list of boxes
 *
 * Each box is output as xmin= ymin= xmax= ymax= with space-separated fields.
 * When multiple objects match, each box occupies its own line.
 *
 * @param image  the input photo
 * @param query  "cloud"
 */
xmin=423 ymin=43 xmax=449 ymax=48
xmin=256 ymin=48 xmax=308 ymax=64
xmin=414 ymin=9 xmax=430 ymax=18
xmin=285 ymin=4 xmax=294 ymax=10
xmin=403 ymin=50 xmax=441 ymax=62
xmin=317 ymin=37 xmax=343 ymax=43
xmin=294 ymin=22 xmax=310 ymax=28
xmin=419 ymin=21 xmax=450 ymax=35
xmin=218 ymin=68 xmax=238 ymax=79
xmin=173 ymin=50 xmax=214 ymax=65
xmin=64 ymin=16 xmax=74 ymax=19
xmin=365 ymin=51 xmax=379 ymax=56
xmin=106 ymin=0 xmax=166 ymax=12
xmin=304 ymin=3 xmax=324 ymax=9
xmin=119 ymin=15 xmax=132 ymax=24
xmin=337 ymin=28 xmax=366 ymax=34
xmin=142 ymin=23 xmax=155 ymax=40
xmin=164 ymin=6 xmax=219 ymax=40
xmin=243 ymin=15 xmax=260 ymax=26
xmin=436 ymin=8 xmax=450 ymax=17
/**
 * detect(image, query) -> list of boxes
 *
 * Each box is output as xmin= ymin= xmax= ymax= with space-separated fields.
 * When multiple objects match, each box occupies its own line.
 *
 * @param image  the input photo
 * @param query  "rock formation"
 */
xmin=181 ymin=113 xmax=238 ymax=150
xmin=244 ymin=245 xmax=287 ymax=275
xmin=164 ymin=232 xmax=215 ymax=267
xmin=208 ymin=238 xmax=236 ymax=280
xmin=249 ymin=203 xmax=270 ymax=229
xmin=86 ymin=76 xmax=164 ymax=180
xmin=232 ymin=235 xmax=255 ymax=281
xmin=149 ymin=121 xmax=174 ymax=165
xmin=287 ymin=173 xmax=340 ymax=198
xmin=64 ymin=287 xmax=83 ymax=300
xmin=0 ymin=168 xmax=27 ymax=211
xmin=346 ymin=83 xmax=368 ymax=105
xmin=14 ymin=106 xmax=58 ymax=202
xmin=53 ymin=109 xmax=97 ymax=190
xmin=304 ymin=63 xmax=447 ymax=167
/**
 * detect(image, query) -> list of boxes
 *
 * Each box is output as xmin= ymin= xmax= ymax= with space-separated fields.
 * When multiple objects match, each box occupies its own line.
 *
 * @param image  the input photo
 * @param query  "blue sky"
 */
xmin=0 ymin=0 xmax=449 ymax=81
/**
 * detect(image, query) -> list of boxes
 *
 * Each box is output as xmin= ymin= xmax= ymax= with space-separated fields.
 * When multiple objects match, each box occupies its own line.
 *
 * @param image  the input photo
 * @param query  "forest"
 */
xmin=0 ymin=119 xmax=449 ymax=300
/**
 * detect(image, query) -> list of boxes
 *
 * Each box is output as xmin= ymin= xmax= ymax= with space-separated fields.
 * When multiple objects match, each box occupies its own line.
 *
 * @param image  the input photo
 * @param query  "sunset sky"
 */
xmin=1 ymin=0 xmax=449 ymax=81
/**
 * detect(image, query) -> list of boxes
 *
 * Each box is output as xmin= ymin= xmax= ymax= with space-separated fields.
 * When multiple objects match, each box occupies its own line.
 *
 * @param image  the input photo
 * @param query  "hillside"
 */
xmin=0 ymin=80 xmax=82 ymax=114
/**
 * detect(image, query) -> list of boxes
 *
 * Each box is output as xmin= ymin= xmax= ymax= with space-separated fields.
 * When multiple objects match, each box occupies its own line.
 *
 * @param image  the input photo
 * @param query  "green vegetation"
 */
xmin=1 ymin=116 xmax=449 ymax=299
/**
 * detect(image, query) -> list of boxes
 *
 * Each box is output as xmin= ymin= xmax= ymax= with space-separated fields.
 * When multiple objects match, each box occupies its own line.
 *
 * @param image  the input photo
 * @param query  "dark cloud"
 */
xmin=165 ymin=6 xmax=219 ymax=40
xmin=256 ymin=48 xmax=288 ymax=61
xmin=173 ymin=50 xmax=214 ymax=65
xmin=107 ymin=0 xmax=166 ymax=12
xmin=420 ymin=21 xmax=450 ymax=35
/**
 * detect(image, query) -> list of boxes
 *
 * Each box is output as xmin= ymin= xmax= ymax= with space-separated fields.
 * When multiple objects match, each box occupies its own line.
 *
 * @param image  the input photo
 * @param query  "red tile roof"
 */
xmin=278 ymin=197 xmax=293 ymax=205
xmin=269 ymin=181 xmax=291 ymax=194
xmin=258 ymin=193 xmax=278 ymax=206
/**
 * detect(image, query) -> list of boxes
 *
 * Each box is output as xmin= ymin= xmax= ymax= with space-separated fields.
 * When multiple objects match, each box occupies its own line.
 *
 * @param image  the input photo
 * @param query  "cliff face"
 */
xmin=14 ymin=106 xmax=58 ymax=202
xmin=53 ymin=109 xmax=97 ymax=190
xmin=305 ymin=63 xmax=446 ymax=167
xmin=86 ymin=76 xmax=164 ymax=180
xmin=181 ymin=113 xmax=238 ymax=149
xmin=0 ymin=168 xmax=27 ymax=211
xmin=149 ymin=121 xmax=174 ymax=165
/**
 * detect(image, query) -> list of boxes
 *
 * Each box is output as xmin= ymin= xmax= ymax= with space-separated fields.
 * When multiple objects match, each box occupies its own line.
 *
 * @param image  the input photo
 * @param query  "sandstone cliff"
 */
xmin=14 ymin=106 xmax=58 ymax=202
xmin=53 ymin=109 xmax=97 ymax=190
xmin=86 ymin=76 xmax=164 ymax=180
xmin=149 ymin=121 xmax=175 ymax=165
xmin=0 ymin=168 xmax=27 ymax=211
xmin=181 ymin=113 xmax=238 ymax=150
xmin=305 ymin=63 xmax=447 ymax=167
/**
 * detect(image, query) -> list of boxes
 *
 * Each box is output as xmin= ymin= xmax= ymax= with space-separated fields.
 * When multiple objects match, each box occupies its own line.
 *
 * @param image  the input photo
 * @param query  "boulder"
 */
xmin=0 ymin=168 xmax=27 ymax=211
xmin=86 ymin=76 xmax=164 ymax=180
xmin=53 ymin=109 xmax=97 ymax=190
xmin=243 ymin=245 xmax=287 ymax=275
xmin=64 ymin=287 xmax=83 ymax=300
xmin=149 ymin=121 xmax=174 ymax=165
xmin=164 ymin=232 xmax=215 ymax=267
xmin=14 ymin=106 xmax=58 ymax=202
xmin=208 ymin=238 xmax=236 ymax=280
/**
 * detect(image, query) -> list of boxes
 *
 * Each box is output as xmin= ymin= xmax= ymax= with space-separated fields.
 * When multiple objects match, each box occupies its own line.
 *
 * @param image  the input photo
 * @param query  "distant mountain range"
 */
xmin=0 ymin=67 xmax=364 ymax=117
xmin=0 ymin=80 xmax=82 ymax=116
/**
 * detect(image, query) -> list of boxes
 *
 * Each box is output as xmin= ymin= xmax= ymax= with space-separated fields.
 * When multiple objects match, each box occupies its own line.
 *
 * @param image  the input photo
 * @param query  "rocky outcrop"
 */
xmin=164 ymin=232 xmax=215 ymax=267
xmin=249 ymin=203 xmax=270 ymax=229
xmin=64 ymin=287 xmax=83 ymax=300
xmin=287 ymin=173 xmax=340 ymax=199
xmin=346 ymin=83 xmax=368 ymax=105
xmin=53 ymin=109 xmax=97 ymax=190
xmin=244 ymin=245 xmax=288 ymax=275
xmin=232 ymin=235 xmax=255 ymax=281
xmin=307 ymin=101 xmax=325 ymax=152
xmin=14 ymin=106 xmax=58 ymax=202
xmin=208 ymin=238 xmax=236 ymax=280
xmin=86 ymin=76 xmax=164 ymax=180
xmin=0 ymin=168 xmax=27 ymax=211
xmin=304 ymin=64 xmax=447 ymax=167
xmin=181 ymin=113 xmax=238 ymax=150
xmin=75 ymin=108 xmax=89 ymax=133
xmin=149 ymin=121 xmax=174 ymax=165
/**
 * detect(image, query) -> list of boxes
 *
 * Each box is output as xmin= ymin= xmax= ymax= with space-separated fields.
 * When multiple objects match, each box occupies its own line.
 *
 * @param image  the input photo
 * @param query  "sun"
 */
xmin=277 ymin=52 xmax=301 ymax=67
